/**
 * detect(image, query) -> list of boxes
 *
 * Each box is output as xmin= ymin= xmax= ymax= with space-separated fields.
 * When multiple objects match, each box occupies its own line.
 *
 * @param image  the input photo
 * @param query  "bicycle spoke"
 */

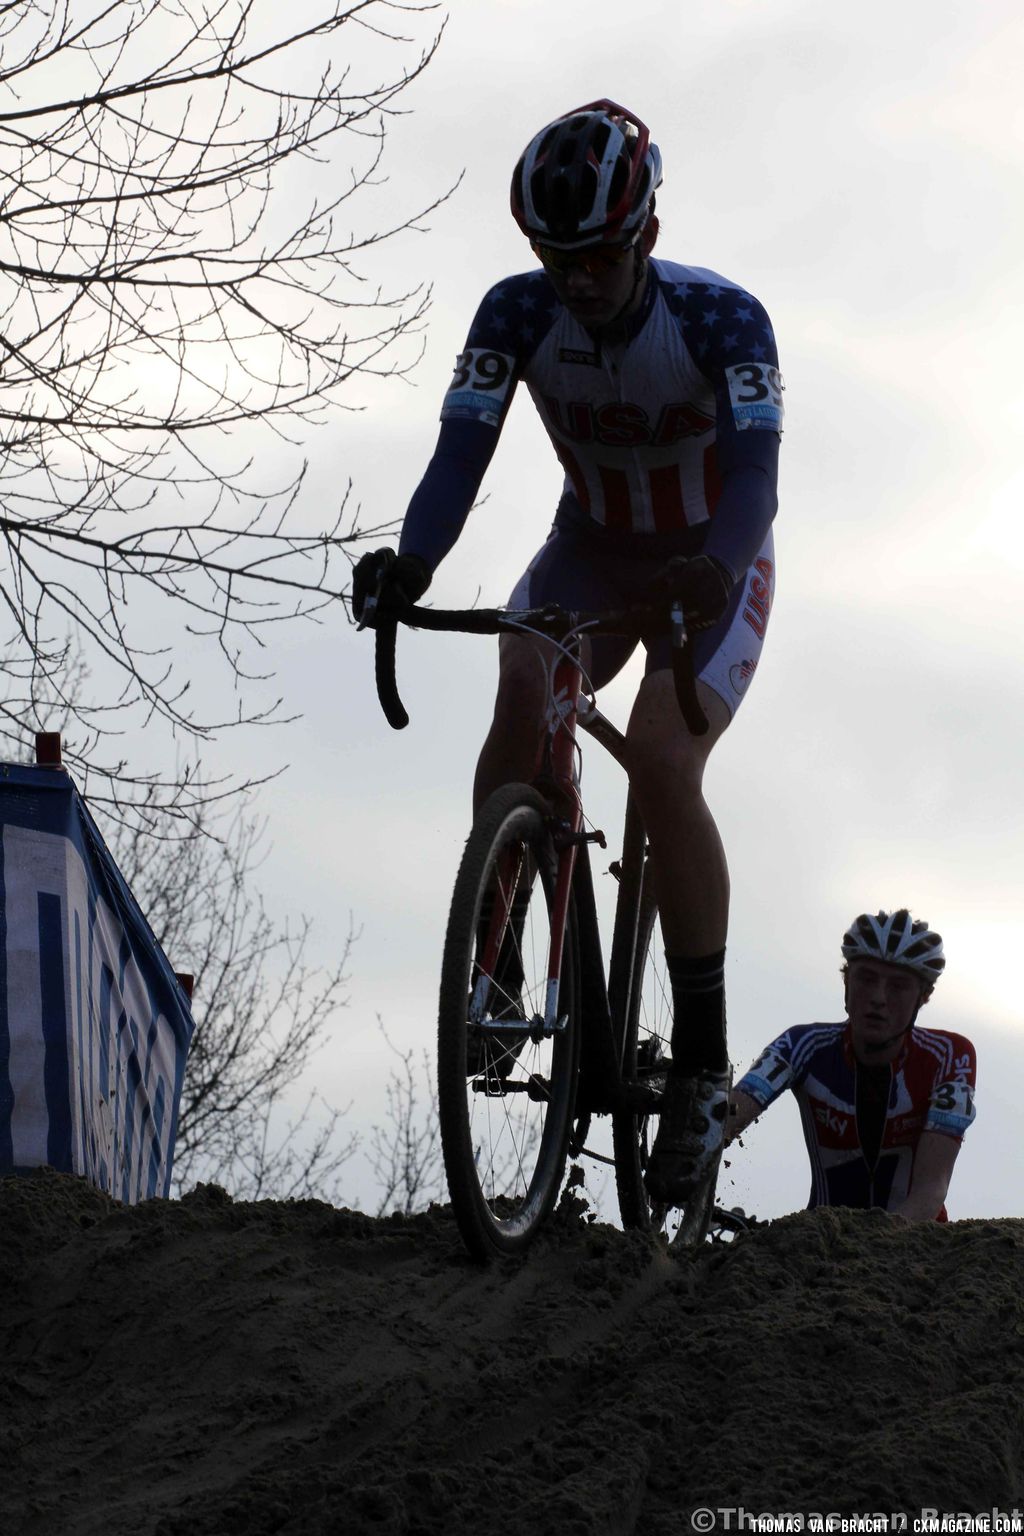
xmin=437 ymin=785 xmax=579 ymax=1259
xmin=610 ymin=809 xmax=719 ymax=1247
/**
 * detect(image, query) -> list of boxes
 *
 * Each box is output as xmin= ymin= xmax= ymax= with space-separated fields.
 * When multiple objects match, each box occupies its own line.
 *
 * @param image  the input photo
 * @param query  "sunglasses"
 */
xmin=532 ymin=240 xmax=636 ymax=278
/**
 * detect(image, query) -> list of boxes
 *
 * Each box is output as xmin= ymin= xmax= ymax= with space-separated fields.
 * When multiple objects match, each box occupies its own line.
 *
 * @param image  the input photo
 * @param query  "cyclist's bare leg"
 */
xmin=624 ymin=668 xmax=732 ymax=956
xmin=477 ymin=649 xmax=732 ymax=946
xmin=473 ymin=633 xmax=591 ymax=813
xmin=627 ymin=667 xmax=734 ymax=1201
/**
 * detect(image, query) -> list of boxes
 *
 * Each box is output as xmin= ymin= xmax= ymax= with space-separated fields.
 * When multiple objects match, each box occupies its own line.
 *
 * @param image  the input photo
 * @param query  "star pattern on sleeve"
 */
xmin=662 ymin=276 xmax=779 ymax=373
xmin=467 ymin=271 xmax=561 ymax=363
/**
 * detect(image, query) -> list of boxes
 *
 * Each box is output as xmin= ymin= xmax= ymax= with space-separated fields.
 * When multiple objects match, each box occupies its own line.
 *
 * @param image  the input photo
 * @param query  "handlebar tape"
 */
xmin=374 ymin=618 xmax=409 ymax=730
xmin=373 ymin=603 xmax=708 ymax=737
xmin=672 ymin=643 xmax=709 ymax=736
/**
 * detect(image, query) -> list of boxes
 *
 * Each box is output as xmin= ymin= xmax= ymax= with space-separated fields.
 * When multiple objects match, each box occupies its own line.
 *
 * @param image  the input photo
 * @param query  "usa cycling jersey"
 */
xmin=736 ymin=1023 xmax=977 ymax=1220
xmin=398 ymin=258 xmax=782 ymax=582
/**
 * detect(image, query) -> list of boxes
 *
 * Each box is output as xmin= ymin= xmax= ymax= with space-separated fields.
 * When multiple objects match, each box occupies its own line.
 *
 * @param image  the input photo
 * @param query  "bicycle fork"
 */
xmin=468 ymin=836 xmax=579 ymax=1040
xmin=470 ymin=647 xmax=589 ymax=1040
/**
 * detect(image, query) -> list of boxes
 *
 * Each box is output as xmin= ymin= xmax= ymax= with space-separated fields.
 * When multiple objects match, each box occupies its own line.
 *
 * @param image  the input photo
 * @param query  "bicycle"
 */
xmin=363 ymin=587 xmax=731 ymax=1261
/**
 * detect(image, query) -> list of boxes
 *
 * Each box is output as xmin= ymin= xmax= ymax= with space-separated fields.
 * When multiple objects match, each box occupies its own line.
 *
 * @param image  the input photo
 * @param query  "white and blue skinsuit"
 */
xmin=399 ymin=258 xmax=784 ymax=705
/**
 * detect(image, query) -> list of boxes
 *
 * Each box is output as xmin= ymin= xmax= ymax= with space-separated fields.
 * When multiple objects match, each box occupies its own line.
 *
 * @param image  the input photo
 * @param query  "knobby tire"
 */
xmin=437 ymin=784 xmax=580 ymax=1261
xmin=608 ymin=798 xmax=721 ymax=1247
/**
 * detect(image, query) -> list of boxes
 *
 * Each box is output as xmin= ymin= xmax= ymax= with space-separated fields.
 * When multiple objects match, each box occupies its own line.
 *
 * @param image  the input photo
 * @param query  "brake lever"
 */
xmin=670 ymin=598 xmax=688 ymax=651
xmin=356 ymin=589 xmax=378 ymax=632
xmin=669 ymin=600 xmax=709 ymax=737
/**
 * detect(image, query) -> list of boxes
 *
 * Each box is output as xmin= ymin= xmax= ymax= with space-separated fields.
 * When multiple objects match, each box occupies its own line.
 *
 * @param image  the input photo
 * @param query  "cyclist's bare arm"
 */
xmin=725 ymin=1087 xmax=764 ymax=1145
xmin=889 ymin=1130 xmax=962 ymax=1223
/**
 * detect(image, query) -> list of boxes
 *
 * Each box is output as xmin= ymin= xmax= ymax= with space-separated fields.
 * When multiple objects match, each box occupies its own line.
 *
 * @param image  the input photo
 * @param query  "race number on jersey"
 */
xmin=441 ymin=347 xmax=516 ymax=427
xmin=926 ymin=1078 xmax=976 ymax=1138
xmin=725 ymin=361 xmax=785 ymax=433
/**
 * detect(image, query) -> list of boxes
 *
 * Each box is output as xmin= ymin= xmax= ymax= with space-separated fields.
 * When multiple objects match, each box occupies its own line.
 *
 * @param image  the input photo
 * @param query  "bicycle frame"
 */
xmin=469 ymin=632 xmax=648 ymax=1119
xmin=535 ymin=643 xmax=587 ymax=1028
xmin=368 ymin=594 xmax=701 ymax=1109
xmin=468 ymin=639 xmax=588 ymax=1040
xmin=367 ymin=597 xmax=731 ymax=1252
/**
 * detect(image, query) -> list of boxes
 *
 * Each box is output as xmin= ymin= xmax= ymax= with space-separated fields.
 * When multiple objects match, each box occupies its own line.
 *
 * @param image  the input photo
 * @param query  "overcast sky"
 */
xmin=190 ymin=0 xmax=1023 ymax=1223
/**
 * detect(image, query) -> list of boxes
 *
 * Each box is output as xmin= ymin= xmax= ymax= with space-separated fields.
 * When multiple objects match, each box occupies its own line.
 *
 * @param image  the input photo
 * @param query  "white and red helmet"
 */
xmin=841 ymin=909 xmax=946 ymax=990
xmin=510 ymin=99 xmax=663 ymax=251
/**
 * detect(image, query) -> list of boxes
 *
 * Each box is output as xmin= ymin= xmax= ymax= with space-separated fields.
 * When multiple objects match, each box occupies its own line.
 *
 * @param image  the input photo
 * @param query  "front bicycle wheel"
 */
xmin=609 ymin=808 xmax=721 ymax=1248
xmin=437 ymin=783 xmax=580 ymax=1261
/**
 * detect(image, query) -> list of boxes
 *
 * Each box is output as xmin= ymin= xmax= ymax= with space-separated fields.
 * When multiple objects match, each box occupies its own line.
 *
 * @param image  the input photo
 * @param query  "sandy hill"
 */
xmin=2 ymin=1170 xmax=1023 ymax=1534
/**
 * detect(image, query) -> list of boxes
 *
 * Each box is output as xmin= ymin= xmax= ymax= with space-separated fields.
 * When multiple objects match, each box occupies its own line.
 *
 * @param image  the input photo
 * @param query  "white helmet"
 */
xmin=510 ymin=99 xmax=662 ymax=251
xmin=841 ymin=909 xmax=945 ymax=989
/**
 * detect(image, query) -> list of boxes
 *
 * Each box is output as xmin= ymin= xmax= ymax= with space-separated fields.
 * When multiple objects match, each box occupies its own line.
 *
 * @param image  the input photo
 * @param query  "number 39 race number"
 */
xmin=725 ymin=361 xmax=785 ymax=433
xmin=441 ymin=348 xmax=516 ymax=427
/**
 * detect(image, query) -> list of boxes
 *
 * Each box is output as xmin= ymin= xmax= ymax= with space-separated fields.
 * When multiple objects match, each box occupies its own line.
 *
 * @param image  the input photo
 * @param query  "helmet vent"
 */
xmin=547 ymin=175 xmax=581 ymax=241
xmin=511 ymin=100 xmax=662 ymax=249
xmin=841 ymin=908 xmax=945 ymax=986
xmin=607 ymin=157 xmax=628 ymax=211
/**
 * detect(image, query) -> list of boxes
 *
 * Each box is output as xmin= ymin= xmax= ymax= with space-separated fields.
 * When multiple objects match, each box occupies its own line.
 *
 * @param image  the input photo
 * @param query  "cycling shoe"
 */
xmin=644 ymin=1069 xmax=731 ymax=1205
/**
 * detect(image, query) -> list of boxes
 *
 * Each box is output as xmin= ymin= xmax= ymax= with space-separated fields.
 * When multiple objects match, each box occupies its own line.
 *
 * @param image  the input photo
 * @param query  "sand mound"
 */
xmin=3 ymin=1170 xmax=1023 ymax=1533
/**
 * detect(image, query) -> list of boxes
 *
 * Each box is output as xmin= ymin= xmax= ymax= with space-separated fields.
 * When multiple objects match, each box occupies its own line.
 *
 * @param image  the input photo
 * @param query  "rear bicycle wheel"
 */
xmin=437 ymin=783 xmax=580 ymax=1261
xmin=609 ymin=808 xmax=721 ymax=1248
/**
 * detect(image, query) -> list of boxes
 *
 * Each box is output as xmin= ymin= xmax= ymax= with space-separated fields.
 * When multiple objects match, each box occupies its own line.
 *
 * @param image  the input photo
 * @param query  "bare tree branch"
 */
xmin=368 ymin=1020 xmax=442 ymax=1216
xmin=105 ymin=786 xmax=358 ymax=1199
xmin=0 ymin=0 xmax=452 ymax=815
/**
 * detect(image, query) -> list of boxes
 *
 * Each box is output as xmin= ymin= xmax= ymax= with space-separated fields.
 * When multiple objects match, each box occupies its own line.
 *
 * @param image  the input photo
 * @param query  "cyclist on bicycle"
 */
xmin=354 ymin=100 xmax=784 ymax=1204
xmin=727 ymin=910 xmax=977 ymax=1221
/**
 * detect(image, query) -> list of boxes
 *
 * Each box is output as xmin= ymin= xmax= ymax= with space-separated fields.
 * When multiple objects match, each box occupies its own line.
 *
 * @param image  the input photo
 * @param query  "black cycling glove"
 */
xmin=648 ymin=554 xmax=733 ymax=631
xmin=351 ymin=548 xmax=432 ymax=622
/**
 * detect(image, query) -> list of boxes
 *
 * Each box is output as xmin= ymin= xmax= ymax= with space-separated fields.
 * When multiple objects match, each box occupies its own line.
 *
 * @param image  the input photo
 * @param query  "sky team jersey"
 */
xmin=439 ymin=258 xmax=783 ymax=542
xmin=736 ymin=1023 xmax=977 ymax=1219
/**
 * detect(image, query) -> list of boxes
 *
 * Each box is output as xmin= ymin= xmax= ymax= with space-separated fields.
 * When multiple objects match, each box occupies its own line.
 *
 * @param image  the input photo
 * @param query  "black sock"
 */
xmin=665 ymin=949 xmax=727 ymax=1075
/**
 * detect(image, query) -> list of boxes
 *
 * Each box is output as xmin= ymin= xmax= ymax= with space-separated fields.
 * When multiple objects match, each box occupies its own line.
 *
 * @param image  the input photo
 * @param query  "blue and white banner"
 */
xmin=0 ymin=764 xmax=194 ymax=1201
